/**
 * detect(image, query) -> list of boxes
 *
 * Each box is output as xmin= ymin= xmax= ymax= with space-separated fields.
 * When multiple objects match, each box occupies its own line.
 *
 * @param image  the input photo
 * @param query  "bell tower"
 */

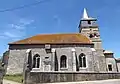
xmin=79 ymin=9 xmax=107 ymax=72
xmin=79 ymin=8 xmax=102 ymax=49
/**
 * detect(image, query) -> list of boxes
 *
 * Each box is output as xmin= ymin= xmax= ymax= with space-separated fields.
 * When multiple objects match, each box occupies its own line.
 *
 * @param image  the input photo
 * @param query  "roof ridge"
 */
xmin=37 ymin=33 xmax=80 ymax=35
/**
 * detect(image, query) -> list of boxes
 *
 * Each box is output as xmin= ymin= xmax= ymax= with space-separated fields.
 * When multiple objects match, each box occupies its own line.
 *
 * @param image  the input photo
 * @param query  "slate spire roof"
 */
xmin=81 ymin=8 xmax=96 ymax=20
xmin=82 ymin=8 xmax=89 ymax=19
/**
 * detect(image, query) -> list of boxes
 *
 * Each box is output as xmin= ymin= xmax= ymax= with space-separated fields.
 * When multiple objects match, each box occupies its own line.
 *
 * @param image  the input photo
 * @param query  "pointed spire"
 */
xmin=82 ymin=8 xmax=89 ymax=19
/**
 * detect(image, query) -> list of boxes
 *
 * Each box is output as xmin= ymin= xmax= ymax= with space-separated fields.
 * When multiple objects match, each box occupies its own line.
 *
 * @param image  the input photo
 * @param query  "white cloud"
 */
xmin=19 ymin=19 xmax=34 ymax=25
xmin=4 ymin=32 xmax=18 ymax=38
xmin=10 ymin=24 xmax=25 ymax=30
xmin=1 ymin=18 xmax=34 ymax=40
xmin=8 ymin=18 xmax=34 ymax=30
xmin=0 ymin=35 xmax=7 ymax=39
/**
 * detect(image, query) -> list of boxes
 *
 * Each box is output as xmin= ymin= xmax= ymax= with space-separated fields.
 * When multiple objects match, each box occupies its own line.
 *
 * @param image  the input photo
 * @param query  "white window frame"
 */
xmin=79 ymin=53 xmax=87 ymax=69
xmin=60 ymin=55 xmax=68 ymax=70
xmin=107 ymin=63 xmax=113 ymax=72
xmin=32 ymin=54 xmax=41 ymax=69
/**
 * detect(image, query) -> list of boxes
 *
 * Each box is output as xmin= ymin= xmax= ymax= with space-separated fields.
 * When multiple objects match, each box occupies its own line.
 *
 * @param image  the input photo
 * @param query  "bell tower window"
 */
xmin=88 ymin=20 xmax=91 ymax=24
xmin=89 ymin=34 xmax=94 ymax=38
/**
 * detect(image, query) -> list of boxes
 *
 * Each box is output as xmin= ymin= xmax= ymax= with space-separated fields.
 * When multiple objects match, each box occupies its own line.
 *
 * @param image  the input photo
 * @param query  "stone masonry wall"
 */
xmin=24 ymin=71 xmax=120 ymax=84
xmin=7 ymin=49 xmax=27 ymax=74
xmin=105 ymin=58 xmax=117 ymax=72
xmin=8 ymin=44 xmax=95 ymax=74
xmin=116 ymin=61 xmax=120 ymax=72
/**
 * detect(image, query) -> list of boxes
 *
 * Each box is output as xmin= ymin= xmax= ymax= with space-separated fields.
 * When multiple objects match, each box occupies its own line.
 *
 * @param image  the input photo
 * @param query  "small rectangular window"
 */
xmin=108 ymin=64 xmax=112 ymax=71
xmin=88 ymin=21 xmax=91 ymax=24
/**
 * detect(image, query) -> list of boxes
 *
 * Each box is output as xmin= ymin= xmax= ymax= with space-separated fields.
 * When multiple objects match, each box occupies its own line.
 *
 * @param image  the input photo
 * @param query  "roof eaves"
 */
xmin=8 ymin=42 xmax=93 ymax=45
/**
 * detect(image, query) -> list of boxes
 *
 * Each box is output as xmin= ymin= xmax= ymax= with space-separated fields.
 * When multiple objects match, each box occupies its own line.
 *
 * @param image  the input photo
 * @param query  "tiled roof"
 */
xmin=9 ymin=33 xmax=92 ymax=45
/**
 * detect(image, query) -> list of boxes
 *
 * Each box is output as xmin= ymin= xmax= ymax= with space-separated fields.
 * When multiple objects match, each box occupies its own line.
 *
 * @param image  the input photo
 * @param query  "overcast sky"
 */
xmin=0 ymin=0 xmax=120 ymax=58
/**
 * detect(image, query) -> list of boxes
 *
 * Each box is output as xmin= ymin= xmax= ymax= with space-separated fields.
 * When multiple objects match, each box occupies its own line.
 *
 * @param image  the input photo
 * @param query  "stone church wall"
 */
xmin=30 ymin=47 xmax=95 ymax=72
xmin=24 ymin=71 xmax=120 ymax=84
xmin=116 ymin=60 xmax=120 ymax=72
xmin=7 ymin=44 xmax=96 ymax=74
xmin=95 ymin=49 xmax=107 ymax=72
xmin=105 ymin=58 xmax=117 ymax=72
xmin=117 ymin=62 xmax=120 ymax=72
xmin=7 ymin=49 xmax=27 ymax=74
xmin=8 ymin=44 xmax=119 ymax=75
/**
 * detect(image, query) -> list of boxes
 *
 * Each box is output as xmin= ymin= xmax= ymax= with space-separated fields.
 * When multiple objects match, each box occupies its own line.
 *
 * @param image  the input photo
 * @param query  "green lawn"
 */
xmin=4 ymin=74 xmax=23 ymax=83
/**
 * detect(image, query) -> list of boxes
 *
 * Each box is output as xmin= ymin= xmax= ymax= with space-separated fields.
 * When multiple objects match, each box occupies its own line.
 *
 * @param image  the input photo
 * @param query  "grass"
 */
xmin=4 ymin=74 xmax=23 ymax=83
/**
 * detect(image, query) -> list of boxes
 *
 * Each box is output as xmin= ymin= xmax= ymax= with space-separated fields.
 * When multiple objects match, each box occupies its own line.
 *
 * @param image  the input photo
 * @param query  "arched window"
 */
xmin=79 ymin=53 xmax=86 ymax=68
xmin=60 ymin=55 xmax=67 ymax=68
xmin=33 ymin=54 xmax=40 ymax=68
xmin=27 ymin=50 xmax=32 ymax=69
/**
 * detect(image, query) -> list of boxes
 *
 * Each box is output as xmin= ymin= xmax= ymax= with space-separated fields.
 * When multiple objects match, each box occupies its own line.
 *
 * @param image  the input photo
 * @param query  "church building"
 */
xmin=6 ymin=8 xmax=120 ymax=75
